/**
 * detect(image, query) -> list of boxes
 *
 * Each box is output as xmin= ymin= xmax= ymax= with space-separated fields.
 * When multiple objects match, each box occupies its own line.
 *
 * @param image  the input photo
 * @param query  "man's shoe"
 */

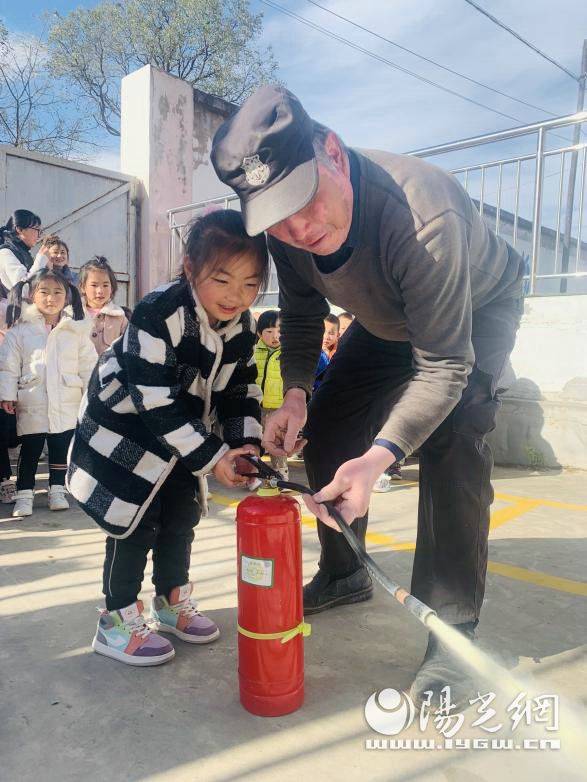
xmin=303 ymin=567 xmax=373 ymax=615
xmin=409 ymin=621 xmax=478 ymax=711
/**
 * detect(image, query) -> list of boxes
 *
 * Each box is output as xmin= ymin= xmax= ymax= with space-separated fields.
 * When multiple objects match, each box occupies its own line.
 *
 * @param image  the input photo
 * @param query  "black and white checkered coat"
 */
xmin=67 ymin=279 xmax=262 ymax=538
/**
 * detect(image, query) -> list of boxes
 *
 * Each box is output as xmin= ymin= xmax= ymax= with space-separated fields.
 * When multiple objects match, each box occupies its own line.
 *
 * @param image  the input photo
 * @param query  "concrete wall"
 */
xmin=121 ymin=65 xmax=194 ymax=296
xmin=487 ymin=295 xmax=587 ymax=470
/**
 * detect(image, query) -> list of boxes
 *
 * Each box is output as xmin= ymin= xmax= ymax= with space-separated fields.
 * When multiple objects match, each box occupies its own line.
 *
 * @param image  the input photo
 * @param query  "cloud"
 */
xmin=257 ymin=0 xmax=586 ymax=152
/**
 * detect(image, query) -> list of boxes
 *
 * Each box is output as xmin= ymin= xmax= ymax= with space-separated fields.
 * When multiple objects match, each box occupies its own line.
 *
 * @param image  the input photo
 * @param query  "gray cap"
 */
xmin=211 ymin=85 xmax=318 ymax=236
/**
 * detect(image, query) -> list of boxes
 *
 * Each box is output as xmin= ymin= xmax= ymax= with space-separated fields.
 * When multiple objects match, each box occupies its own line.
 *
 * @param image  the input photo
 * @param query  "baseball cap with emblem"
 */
xmin=211 ymin=85 xmax=318 ymax=236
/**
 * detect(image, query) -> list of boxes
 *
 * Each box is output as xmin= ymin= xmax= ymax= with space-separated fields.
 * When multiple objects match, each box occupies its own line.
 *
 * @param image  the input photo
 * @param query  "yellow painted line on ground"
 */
xmin=486 ymin=561 xmax=587 ymax=596
xmin=489 ymin=498 xmax=542 ymax=530
xmin=209 ymin=493 xmax=586 ymax=597
xmin=494 ymin=491 xmax=587 ymax=512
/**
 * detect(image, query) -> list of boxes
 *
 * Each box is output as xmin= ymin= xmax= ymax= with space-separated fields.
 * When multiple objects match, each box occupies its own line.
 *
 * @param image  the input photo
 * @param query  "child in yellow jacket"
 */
xmin=254 ymin=310 xmax=288 ymax=480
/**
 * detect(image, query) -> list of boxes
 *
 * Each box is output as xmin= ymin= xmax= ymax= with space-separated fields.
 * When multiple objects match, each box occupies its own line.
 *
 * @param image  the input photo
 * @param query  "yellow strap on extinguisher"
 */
xmin=237 ymin=620 xmax=312 ymax=644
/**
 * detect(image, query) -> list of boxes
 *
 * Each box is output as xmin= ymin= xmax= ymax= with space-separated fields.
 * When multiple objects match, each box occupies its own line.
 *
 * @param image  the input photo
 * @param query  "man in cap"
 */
xmin=211 ymin=86 xmax=524 ymax=706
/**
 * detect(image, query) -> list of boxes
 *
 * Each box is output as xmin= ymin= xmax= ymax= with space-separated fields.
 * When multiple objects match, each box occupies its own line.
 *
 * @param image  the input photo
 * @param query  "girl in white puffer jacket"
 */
xmin=0 ymin=269 xmax=97 ymax=517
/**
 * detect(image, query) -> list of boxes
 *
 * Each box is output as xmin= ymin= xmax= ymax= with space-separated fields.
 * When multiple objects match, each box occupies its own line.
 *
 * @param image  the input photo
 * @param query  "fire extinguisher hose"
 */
xmin=275 ymin=479 xmax=438 ymax=630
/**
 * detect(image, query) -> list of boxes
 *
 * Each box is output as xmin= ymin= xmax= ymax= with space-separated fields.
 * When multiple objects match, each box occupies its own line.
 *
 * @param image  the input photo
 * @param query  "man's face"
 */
xmin=266 ymin=138 xmax=353 ymax=256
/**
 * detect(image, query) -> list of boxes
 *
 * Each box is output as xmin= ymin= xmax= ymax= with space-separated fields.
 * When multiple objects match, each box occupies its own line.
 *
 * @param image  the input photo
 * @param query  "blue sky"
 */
xmin=3 ymin=0 xmax=586 ymax=171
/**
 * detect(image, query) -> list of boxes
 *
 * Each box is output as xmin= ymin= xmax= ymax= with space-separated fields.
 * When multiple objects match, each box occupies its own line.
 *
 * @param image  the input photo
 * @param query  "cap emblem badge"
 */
xmin=242 ymin=154 xmax=270 ymax=187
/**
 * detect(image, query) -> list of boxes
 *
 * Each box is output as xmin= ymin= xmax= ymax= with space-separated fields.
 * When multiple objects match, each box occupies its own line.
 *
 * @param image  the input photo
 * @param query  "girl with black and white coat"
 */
xmin=0 ymin=269 xmax=97 ymax=517
xmin=67 ymin=210 xmax=267 ymax=668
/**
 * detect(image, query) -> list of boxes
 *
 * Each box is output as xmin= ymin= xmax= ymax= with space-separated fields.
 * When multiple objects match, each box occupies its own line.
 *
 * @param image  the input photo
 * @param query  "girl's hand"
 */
xmin=1 ymin=401 xmax=16 ymax=415
xmin=212 ymin=445 xmax=260 ymax=488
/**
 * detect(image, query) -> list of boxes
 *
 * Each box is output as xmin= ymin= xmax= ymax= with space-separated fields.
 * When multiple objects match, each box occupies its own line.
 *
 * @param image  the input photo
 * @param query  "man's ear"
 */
xmin=324 ymin=132 xmax=348 ymax=176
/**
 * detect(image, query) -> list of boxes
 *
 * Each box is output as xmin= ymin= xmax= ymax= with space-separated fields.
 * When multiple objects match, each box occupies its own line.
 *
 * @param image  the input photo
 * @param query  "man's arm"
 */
xmin=269 ymin=238 xmax=329 ymax=396
xmin=377 ymin=208 xmax=474 ymax=455
xmin=263 ymin=239 xmax=329 ymax=455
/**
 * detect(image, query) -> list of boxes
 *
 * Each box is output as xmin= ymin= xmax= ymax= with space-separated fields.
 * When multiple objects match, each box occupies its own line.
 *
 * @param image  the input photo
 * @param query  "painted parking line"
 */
xmin=208 ymin=491 xmax=587 ymax=597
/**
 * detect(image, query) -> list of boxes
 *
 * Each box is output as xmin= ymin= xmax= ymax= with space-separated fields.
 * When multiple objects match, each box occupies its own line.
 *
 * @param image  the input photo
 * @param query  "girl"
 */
xmin=67 ymin=210 xmax=267 ymax=667
xmin=0 ymin=209 xmax=48 ymax=504
xmin=0 ymin=270 xmax=98 ymax=517
xmin=0 ymin=210 xmax=47 ymax=298
xmin=78 ymin=256 xmax=129 ymax=355
xmin=43 ymin=235 xmax=79 ymax=286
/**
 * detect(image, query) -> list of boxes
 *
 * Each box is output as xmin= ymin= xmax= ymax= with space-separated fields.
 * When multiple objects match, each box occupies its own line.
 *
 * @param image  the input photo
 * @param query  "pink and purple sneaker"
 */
xmin=92 ymin=600 xmax=175 ymax=666
xmin=151 ymin=583 xmax=220 ymax=644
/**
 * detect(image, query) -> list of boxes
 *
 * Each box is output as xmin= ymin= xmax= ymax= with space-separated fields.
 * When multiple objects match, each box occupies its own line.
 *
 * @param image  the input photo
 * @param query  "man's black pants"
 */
xmin=103 ymin=461 xmax=200 ymax=611
xmin=304 ymin=297 xmax=522 ymax=625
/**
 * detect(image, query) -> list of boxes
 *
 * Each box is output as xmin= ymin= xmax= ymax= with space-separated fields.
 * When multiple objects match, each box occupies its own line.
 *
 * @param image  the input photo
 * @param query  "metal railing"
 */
xmin=409 ymin=111 xmax=587 ymax=295
xmin=168 ymin=111 xmax=587 ymax=297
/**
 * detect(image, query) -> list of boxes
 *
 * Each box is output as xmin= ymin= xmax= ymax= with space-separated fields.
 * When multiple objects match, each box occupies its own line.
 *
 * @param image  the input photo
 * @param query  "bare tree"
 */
xmin=0 ymin=28 xmax=99 ymax=158
xmin=47 ymin=0 xmax=279 ymax=138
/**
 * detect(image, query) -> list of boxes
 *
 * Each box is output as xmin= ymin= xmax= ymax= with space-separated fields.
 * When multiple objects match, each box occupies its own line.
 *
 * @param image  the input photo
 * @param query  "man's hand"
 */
xmin=303 ymin=446 xmax=395 ymax=531
xmin=1 ymin=401 xmax=16 ymax=415
xmin=262 ymin=388 xmax=307 ymax=457
xmin=212 ymin=445 xmax=260 ymax=488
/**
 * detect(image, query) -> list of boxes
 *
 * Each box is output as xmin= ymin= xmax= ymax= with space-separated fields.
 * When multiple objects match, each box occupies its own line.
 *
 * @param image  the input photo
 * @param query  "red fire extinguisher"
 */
xmin=236 ymin=486 xmax=310 ymax=717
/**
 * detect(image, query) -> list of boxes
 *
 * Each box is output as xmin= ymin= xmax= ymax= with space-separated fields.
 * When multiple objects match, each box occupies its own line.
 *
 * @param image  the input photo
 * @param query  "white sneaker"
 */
xmin=372 ymin=474 xmax=392 ymax=493
xmin=12 ymin=490 xmax=33 ymax=517
xmin=0 ymin=479 xmax=15 ymax=504
xmin=48 ymin=485 xmax=69 ymax=511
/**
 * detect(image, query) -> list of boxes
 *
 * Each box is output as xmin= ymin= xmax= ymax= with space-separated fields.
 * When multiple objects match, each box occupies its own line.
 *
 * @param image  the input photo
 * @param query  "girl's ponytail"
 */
xmin=6 ymin=279 xmax=27 ymax=327
xmin=69 ymin=284 xmax=85 ymax=321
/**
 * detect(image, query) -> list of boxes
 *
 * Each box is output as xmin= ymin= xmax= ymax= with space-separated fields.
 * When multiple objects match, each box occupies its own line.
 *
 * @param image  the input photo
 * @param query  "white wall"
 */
xmin=508 ymin=295 xmax=586 ymax=395
xmin=121 ymin=66 xmax=194 ymax=295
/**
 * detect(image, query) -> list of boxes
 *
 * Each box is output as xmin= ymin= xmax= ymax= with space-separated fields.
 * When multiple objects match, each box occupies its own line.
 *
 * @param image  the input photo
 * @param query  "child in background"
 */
xmin=43 ymin=235 xmax=79 ymax=286
xmin=79 ymin=256 xmax=129 ymax=355
xmin=67 ymin=210 xmax=267 ymax=667
xmin=0 ymin=269 xmax=97 ymax=517
xmin=322 ymin=313 xmax=340 ymax=360
xmin=338 ymin=311 xmax=354 ymax=338
xmin=254 ymin=310 xmax=288 ymax=481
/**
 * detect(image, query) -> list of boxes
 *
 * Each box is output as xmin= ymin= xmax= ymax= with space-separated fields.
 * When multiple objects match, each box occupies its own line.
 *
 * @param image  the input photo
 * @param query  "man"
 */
xmin=211 ymin=86 xmax=524 ymax=706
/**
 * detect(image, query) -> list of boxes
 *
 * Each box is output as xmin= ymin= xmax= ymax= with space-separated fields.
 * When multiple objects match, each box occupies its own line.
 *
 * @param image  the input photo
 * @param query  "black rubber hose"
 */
xmin=277 ymin=479 xmax=437 ymax=627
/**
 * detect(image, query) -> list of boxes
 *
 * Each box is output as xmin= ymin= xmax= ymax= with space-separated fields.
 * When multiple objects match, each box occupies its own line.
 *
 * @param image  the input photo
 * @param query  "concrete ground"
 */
xmin=1 ymin=458 xmax=586 ymax=782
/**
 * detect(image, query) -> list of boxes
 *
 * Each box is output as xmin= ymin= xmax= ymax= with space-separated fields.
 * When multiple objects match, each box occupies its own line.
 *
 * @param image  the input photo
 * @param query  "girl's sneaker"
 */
xmin=372 ymin=474 xmax=392 ymax=493
xmin=151 ymin=583 xmax=220 ymax=644
xmin=92 ymin=600 xmax=175 ymax=666
xmin=12 ymin=490 xmax=33 ymax=517
xmin=0 ymin=479 xmax=15 ymax=504
xmin=48 ymin=485 xmax=69 ymax=511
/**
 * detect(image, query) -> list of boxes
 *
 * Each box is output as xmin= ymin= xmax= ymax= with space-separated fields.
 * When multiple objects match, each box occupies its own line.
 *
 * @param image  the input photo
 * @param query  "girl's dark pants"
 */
xmin=303 ymin=297 xmax=522 ymax=625
xmin=17 ymin=429 xmax=74 ymax=490
xmin=103 ymin=461 xmax=200 ymax=611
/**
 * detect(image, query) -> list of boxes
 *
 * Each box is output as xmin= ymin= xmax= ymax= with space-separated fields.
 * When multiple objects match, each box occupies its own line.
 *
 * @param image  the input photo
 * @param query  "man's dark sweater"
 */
xmin=269 ymin=148 xmax=525 ymax=456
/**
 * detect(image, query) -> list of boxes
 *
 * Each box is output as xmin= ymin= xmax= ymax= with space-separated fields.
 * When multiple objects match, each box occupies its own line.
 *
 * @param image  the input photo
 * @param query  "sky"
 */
xmin=2 ymin=0 xmax=586 ymax=175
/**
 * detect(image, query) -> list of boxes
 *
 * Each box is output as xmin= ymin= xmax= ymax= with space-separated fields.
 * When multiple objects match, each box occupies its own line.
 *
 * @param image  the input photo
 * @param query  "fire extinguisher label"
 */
xmin=241 ymin=554 xmax=274 ymax=588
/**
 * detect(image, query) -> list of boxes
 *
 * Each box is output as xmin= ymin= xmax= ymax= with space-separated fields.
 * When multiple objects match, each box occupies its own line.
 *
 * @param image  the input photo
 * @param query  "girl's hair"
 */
xmin=257 ymin=309 xmax=279 ymax=334
xmin=43 ymin=234 xmax=70 ymax=257
xmin=339 ymin=311 xmax=353 ymax=320
xmin=325 ymin=313 xmax=340 ymax=330
xmin=0 ymin=209 xmax=42 ymax=243
xmin=7 ymin=268 xmax=84 ymax=327
xmin=179 ymin=210 xmax=269 ymax=294
xmin=78 ymin=256 xmax=118 ymax=300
